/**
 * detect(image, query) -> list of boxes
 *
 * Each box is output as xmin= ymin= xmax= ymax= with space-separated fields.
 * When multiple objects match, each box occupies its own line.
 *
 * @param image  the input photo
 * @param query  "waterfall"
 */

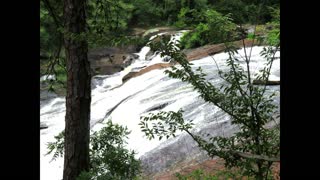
xmin=40 ymin=30 xmax=280 ymax=179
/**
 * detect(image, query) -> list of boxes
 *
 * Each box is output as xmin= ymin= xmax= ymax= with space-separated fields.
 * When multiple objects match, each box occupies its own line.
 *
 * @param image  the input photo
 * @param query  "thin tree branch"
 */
xmin=42 ymin=0 xmax=63 ymax=28
xmin=185 ymin=129 xmax=280 ymax=162
xmin=255 ymin=46 xmax=279 ymax=109
xmin=231 ymin=151 xmax=280 ymax=162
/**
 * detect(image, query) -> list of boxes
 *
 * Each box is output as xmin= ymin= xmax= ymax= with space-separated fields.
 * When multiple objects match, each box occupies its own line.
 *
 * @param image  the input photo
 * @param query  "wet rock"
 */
xmin=40 ymin=123 xmax=48 ymax=130
xmin=163 ymin=56 xmax=172 ymax=62
xmin=40 ymin=90 xmax=58 ymax=101
xmin=184 ymin=39 xmax=260 ymax=61
xmin=123 ymin=54 xmax=138 ymax=67
xmin=88 ymin=46 xmax=140 ymax=75
xmin=145 ymin=103 xmax=169 ymax=112
xmin=139 ymin=108 xmax=239 ymax=176
xmin=122 ymin=63 xmax=172 ymax=82
xmin=122 ymin=72 xmax=138 ymax=82
xmin=145 ymin=50 xmax=155 ymax=60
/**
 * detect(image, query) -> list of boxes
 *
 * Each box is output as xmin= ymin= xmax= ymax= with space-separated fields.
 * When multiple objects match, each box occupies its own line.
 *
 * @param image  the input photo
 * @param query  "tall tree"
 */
xmin=63 ymin=0 xmax=91 ymax=179
xmin=43 ymin=0 xmax=137 ymax=179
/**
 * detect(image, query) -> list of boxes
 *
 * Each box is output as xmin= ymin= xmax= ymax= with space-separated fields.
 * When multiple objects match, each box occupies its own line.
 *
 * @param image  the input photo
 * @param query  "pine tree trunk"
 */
xmin=63 ymin=0 xmax=91 ymax=179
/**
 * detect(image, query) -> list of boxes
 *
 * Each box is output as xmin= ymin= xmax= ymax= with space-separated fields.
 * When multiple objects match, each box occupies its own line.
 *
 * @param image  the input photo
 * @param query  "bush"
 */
xmin=47 ymin=120 xmax=141 ymax=180
xmin=175 ymin=169 xmax=253 ymax=180
xmin=174 ymin=8 xmax=206 ymax=28
xmin=213 ymin=0 xmax=247 ymax=24
xmin=179 ymin=23 xmax=208 ymax=49
xmin=266 ymin=7 xmax=280 ymax=46
xmin=180 ymin=10 xmax=238 ymax=49
xmin=129 ymin=0 xmax=162 ymax=26
xmin=210 ymin=0 xmax=279 ymax=24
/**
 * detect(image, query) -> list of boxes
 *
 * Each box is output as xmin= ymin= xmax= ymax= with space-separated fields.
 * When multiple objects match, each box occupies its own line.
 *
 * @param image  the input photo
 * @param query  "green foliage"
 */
xmin=205 ymin=10 xmax=238 ymax=41
xmin=176 ymin=169 xmax=212 ymax=180
xmin=209 ymin=0 xmax=279 ymax=24
xmin=175 ymin=169 xmax=253 ymax=180
xmin=85 ymin=0 xmax=135 ymax=48
xmin=87 ymin=0 xmax=134 ymax=33
xmin=212 ymin=0 xmax=248 ymax=24
xmin=179 ymin=23 xmax=209 ymax=49
xmin=42 ymin=56 xmax=67 ymax=95
xmin=129 ymin=0 xmax=163 ymax=26
xmin=40 ymin=0 xmax=280 ymax=53
xmin=266 ymin=7 xmax=280 ymax=46
xmin=46 ymin=131 xmax=65 ymax=161
xmin=165 ymin=0 xmax=208 ymax=25
xmin=175 ymin=7 xmax=193 ymax=28
xmin=180 ymin=10 xmax=238 ymax=49
xmin=129 ymin=0 xmax=209 ymax=27
xmin=40 ymin=0 xmax=63 ymax=56
xmin=139 ymin=109 xmax=194 ymax=140
xmin=40 ymin=0 xmax=136 ymax=51
xmin=141 ymin=35 xmax=280 ymax=179
xmin=175 ymin=8 xmax=206 ymax=28
xmin=47 ymin=120 xmax=140 ymax=180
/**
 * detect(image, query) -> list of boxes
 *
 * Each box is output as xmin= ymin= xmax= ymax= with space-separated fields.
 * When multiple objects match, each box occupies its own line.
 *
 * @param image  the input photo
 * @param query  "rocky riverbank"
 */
xmin=122 ymin=38 xmax=261 ymax=82
xmin=88 ymin=27 xmax=179 ymax=76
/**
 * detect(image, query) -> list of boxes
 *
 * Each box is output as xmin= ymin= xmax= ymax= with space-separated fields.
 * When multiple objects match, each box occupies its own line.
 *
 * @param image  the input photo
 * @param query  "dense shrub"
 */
xmin=180 ymin=10 xmax=238 ymax=49
xmin=179 ymin=23 xmax=209 ymax=49
xmin=175 ymin=169 xmax=253 ymax=180
xmin=175 ymin=8 xmax=206 ymax=28
xmin=209 ymin=0 xmax=279 ymax=24
xmin=47 ymin=120 xmax=141 ymax=180
xmin=266 ymin=7 xmax=280 ymax=46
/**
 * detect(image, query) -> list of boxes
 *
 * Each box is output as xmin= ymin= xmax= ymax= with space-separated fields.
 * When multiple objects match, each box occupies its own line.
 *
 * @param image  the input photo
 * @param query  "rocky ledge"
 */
xmin=122 ymin=39 xmax=261 ymax=82
xmin=88 ymin=46 xmax=140 ymax=75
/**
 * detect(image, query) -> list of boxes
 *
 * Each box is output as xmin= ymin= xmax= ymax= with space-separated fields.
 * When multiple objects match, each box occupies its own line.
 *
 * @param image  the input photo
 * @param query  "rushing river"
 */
xmin=40 ymin=31 xmax=280 ymax=179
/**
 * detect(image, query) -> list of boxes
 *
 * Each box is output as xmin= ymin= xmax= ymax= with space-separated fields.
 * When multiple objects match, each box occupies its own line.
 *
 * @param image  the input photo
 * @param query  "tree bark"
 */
xmin=63 ymin=0 xmax=91 ymax=179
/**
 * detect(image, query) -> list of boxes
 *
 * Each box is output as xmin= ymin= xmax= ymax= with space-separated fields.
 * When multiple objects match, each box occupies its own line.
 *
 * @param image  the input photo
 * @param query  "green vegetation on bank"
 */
xmin=41 ymin=0 xmax=280 ymax=57
xmin=176 ymin=169 xmax=256 ymax=180
xmin=179 ymin=9 xmax=239 ymax=49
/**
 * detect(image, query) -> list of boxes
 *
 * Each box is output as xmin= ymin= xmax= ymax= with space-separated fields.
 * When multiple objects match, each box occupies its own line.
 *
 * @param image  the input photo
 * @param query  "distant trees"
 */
xmin=40 ymin=0 xmax=63 ymax=56
xmin=209 ymin=0 xmax=279 ymax=24
xmin=128 ymin=0 xmax=208 ymax=26
xmin=41 ymin=0 xmax=280 ymax=56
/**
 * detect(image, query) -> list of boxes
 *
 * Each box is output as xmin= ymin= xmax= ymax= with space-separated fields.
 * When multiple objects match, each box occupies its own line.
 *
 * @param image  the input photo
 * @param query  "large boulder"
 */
xmin=122 ymin=63 xmax=172 ymax=82
xmin=88 ymin=46 xmax=139 ymax=75
xmin=123 ymin=54 xmax=139 ymax=68
xmin=40 ymin=122 xmax=48 ymax=130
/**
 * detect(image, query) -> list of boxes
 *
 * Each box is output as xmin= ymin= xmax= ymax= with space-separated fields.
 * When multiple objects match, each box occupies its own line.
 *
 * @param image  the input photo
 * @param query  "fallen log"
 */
xmin=253 ymin=80 xmax=280 ymax=85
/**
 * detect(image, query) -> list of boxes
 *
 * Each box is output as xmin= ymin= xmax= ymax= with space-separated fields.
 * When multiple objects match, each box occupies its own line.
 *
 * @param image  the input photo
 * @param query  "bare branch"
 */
xmin=231 ymin=151 xmax=280 ymax=162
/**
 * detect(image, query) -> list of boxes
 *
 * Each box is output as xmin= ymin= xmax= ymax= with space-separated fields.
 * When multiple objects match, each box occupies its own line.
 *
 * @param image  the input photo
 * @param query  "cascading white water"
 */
xmin=40 ymin=30 xmax=280 ymax=180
